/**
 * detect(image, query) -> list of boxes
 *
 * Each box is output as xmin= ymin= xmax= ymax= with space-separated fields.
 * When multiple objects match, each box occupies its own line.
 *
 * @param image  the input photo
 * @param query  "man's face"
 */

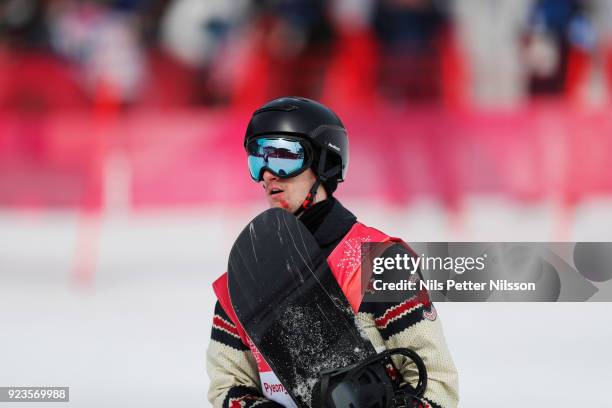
xmin=261 ymin=169 xmax=324 ymax=213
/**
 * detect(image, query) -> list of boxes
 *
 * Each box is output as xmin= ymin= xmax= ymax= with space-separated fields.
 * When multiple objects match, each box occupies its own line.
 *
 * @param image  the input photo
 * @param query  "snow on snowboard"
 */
xmin=227 ymin=208 xmax=377 ymax=407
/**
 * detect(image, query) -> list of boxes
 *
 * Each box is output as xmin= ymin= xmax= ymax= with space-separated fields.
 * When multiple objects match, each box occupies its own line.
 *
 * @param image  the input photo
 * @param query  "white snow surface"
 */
xmin=1 ymin=197 xmax=612 ymax=407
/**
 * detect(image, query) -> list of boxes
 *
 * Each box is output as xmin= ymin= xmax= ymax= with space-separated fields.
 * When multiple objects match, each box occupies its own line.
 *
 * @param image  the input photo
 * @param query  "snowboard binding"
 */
xmin=317 ymin=348 xmax=428 ymax=408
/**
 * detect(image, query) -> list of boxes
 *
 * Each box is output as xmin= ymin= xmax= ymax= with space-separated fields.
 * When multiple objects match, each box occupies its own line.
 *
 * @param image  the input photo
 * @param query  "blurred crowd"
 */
xmin=1 ymin=0 xmax=612 ymax=112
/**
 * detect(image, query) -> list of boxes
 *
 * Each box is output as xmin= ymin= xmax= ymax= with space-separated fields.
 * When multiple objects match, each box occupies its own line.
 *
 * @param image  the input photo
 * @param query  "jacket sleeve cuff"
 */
xmin=222 ymin=385 xmax=284 ymax=408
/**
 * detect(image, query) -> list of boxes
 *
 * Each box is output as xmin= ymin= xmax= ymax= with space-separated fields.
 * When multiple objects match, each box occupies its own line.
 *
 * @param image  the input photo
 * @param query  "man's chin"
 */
xmin=268 ymin=199 xmax=293 ymax=212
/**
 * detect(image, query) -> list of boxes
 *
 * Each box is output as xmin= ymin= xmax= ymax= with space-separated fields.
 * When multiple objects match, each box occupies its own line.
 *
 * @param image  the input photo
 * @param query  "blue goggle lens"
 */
xmin=247 ymin=138 xmax=308 ymax=181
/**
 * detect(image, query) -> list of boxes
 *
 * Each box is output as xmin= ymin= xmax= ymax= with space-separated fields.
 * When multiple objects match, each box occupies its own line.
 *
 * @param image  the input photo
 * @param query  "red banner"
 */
xmin=1 ymin=104 xmax=611 ymax=210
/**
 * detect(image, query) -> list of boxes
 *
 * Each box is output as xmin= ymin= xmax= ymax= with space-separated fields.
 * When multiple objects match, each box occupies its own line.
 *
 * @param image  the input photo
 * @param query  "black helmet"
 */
xmin=244 ymin=96 xmax=349 ymax=189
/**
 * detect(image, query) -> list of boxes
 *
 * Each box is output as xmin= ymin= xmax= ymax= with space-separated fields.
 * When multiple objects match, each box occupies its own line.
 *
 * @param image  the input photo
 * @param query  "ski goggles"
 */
xmin=246 ymin=137 xmax=312 ymax=181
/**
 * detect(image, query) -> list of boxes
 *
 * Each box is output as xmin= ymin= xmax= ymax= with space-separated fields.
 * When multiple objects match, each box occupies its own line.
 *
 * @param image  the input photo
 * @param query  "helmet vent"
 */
xmin=254 ymin=105 xmax=298 ymax=114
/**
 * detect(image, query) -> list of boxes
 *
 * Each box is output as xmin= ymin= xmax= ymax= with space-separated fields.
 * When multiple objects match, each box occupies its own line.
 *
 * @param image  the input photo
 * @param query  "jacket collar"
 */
xmin=312 ymin=198 xmax=357 ymax=248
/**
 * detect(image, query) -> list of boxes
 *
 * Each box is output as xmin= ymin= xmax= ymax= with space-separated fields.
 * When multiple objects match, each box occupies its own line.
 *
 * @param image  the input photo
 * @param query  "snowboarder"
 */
xmin=207 ymin=97 xmax=459 ymax=407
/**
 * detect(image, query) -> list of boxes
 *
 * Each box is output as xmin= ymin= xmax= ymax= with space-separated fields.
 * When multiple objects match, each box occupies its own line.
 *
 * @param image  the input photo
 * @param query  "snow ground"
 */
xmin=1 ymin=197 xmax=611 ymax=407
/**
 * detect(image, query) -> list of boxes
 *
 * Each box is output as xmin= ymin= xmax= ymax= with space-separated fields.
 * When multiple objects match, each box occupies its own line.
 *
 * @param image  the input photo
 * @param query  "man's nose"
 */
xmin=262 ymin=170 xmax=278 ymax=183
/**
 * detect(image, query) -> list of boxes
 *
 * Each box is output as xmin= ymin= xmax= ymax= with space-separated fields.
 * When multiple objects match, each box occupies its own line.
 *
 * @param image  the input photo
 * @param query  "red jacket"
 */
xmin=213 ymin=221 xmax=400 ymax=346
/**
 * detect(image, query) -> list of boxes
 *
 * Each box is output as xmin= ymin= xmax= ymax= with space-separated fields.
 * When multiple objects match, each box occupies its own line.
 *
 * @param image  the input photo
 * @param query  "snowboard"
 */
xmin=227 ymin=208 xmax=378 ymax=407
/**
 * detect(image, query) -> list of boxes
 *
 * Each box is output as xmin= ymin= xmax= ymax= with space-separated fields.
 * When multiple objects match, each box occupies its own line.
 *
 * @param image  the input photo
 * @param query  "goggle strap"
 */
xmin=317 ymin=148 xmax=328 ymax=179
xmin=317 ymin=147 xmax=342 ymax=183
